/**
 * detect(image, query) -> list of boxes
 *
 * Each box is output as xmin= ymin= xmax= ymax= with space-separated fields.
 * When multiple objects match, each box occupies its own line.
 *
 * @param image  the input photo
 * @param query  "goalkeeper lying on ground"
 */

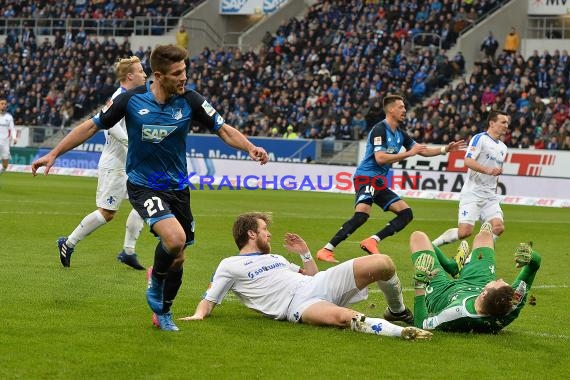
xmin=409 ymin=223 xmax=541 ymax=333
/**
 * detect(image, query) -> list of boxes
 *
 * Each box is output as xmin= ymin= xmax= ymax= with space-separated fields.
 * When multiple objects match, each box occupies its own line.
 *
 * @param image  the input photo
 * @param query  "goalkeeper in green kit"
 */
xmin=409 ymin=223 xmax=541 ymax=333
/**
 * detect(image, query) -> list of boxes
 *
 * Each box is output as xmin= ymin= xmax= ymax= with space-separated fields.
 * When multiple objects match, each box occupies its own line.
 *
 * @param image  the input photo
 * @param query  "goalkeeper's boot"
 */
xmin=384 ymin=307 xmax=414 ymax=325
xmin=155 ymin=312 xmax=179 ymax=332
xmin=146 ymin=266 xmax=164 ymax=314
xmin=360 ymin=237 xmax=380 ymax=255
xmin=57 ymin=237 xmax=74 ymax=268
xmin=453 ymin=240 xmax=470 ymax=278
xmin=480 ymin=222 xmax=493 ymax=233
xmin=316 ymin=248 xmax=338 ymax=263
xmin=117 ymin=250 xmax=145 ymax=270
xmin=401 ymin=326 xmax=433 ymax=340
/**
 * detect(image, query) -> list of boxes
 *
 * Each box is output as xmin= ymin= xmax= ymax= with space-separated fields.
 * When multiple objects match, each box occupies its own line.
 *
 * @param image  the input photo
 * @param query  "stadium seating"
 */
xmin=3 ymin=0 xmax=567 ymax=150
xmin=412 ymin=49 xmax=569 ymax=150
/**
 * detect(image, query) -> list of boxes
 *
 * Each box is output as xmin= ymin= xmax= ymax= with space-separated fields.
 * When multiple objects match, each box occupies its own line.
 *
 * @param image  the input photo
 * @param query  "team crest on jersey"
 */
xmin=101 ymin=99 xmax=113 ymax=113
xmin=201 ymin=100 xmax=216 ymax=116
xmin=171 ymin=107 xmax=183 ymax=120
xmin=373 ymin=136 xmax=382 ymax=145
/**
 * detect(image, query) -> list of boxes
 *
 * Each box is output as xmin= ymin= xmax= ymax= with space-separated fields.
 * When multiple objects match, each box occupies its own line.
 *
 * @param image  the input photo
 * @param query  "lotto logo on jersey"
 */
xmin=142 ymin=124 xmax=177 ymax=143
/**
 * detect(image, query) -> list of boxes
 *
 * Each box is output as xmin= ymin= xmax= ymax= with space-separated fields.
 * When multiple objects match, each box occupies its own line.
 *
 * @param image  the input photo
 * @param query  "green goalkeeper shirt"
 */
xmin=414 ymin=250 xmax=541 ymax=333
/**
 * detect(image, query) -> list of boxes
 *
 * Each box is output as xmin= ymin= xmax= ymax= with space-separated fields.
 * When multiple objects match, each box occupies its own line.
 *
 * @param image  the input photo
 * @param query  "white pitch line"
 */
xmin=518 ymin=331 xmax=570 ymax=340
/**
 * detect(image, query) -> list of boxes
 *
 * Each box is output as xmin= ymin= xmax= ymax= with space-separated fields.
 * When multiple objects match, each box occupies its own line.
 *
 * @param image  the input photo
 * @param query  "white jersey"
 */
xmin=204 ymin=253 xmax=306 ymax=320
xmin=98 ymin=87 xmax=128 ymax=170
xmin=461 ymin=132 xmax=507 ymax=199
xmin=0 ymin=111 xmax=15 ymax=141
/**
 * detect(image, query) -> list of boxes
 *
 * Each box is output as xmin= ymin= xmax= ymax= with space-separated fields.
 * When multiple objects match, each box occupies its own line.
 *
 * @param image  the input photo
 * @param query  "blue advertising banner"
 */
xmin=48 ymin=131 xmax=315 ymax=167
xmin=186 ymin=134 xmax=316 ymax=163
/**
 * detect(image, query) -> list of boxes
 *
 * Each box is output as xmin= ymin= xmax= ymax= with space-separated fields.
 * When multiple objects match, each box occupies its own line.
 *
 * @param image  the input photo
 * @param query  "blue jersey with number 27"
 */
xmin=93 ymin=81 xmax=224 ymax=190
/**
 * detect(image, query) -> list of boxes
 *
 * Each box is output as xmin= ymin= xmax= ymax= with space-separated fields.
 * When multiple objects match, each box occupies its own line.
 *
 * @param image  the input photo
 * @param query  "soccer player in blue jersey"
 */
xmin=432 ymin=110 xmax=509 ymax=247
xmin=31 ymin=44 xmax=269 ymax=331
xmin=411 ymin=224 xmax=540 ymax=333
xmin=316 ymin=94 xmax=464 ymax=272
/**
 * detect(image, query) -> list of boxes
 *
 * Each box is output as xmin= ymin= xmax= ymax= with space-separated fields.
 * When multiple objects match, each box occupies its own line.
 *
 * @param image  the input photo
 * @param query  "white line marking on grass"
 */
xmin=519 ymin=331 xmax=570 ymax=340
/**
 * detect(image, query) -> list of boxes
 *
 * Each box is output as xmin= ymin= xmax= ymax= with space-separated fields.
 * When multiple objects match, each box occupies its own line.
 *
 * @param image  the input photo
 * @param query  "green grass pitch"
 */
xmin=1 ymin=172 xmax=568 ymax=379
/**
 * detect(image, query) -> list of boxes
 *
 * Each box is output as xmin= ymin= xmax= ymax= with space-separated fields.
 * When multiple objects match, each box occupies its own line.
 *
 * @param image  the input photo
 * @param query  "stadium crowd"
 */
xmin=1 ymin=0 xmax=568 ymax=150
xmin=0 ymin=0 xmax=194 ymax=22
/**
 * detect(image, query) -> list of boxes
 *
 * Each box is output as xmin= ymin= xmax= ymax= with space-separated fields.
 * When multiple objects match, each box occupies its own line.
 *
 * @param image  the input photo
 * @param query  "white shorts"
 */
xmin=96 ymin=168 xmax=128 ymax=210
xmin=458 ymin=196 xmax=503 ymax=225
xmin=286 ymin=259 xmax=368 ymax=323
xmin=0 ymin=140 xmax=11 ymax=160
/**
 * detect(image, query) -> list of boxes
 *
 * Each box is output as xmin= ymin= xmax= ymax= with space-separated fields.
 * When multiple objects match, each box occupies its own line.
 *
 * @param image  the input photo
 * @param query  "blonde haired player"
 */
xmin=432 ymin=110 xmax=509 ymax=249
xmin=56 ymin=56 xmax=147 ymax=269
xmin=0 ymin=98 xmax=16 ymax=174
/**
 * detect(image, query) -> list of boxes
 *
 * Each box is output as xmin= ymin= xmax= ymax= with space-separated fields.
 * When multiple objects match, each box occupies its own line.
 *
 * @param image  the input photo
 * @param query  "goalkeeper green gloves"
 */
xmin=413 ymin=253 xmax=439 ymax=289
xmin=515 ymin=242 xmax=533 ymax=268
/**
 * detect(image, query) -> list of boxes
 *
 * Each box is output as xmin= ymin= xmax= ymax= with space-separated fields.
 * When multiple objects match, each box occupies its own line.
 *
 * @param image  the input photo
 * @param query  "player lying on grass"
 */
xmin=410 ymin=223 xmax=541 ymax=333
xmin=179 ymin=212 xmax=432 ymax=340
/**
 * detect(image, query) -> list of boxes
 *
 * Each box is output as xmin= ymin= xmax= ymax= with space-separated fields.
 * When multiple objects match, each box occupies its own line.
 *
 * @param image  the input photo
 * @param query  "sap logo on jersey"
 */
xmin=142 ymin=124 xmax=176 ymax=143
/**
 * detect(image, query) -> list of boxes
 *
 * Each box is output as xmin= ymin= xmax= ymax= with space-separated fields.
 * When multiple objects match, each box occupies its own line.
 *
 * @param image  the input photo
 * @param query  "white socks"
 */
xmin=377 ymin=274 xmax=405 ymax=314
xmin=67 ymin=210 xmax=107 ymax=246
xmin=432 ymin=227 xmax=459 ymax=247
xmin=123 ymin=209 xmax=144 ymax=254
xmin=351 ymin=313 xmax=403 ymax=337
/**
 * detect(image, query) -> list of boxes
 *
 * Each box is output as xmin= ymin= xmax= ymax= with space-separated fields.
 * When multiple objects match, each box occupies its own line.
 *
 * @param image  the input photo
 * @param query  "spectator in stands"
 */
xmin=480 ymin=31 xmax=499 ymax=63
xmin=503 ymin=27 xmax=520 ymax=55
xmin=176 ymin=25 xmax=189 ymax=50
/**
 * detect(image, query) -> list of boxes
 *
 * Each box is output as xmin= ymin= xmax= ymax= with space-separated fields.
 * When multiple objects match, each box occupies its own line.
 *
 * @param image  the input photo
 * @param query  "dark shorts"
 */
xmin=127 ymin=181 xmax=195 ymax=246
xmin=353 ymin=175 xmax=400 ymax=210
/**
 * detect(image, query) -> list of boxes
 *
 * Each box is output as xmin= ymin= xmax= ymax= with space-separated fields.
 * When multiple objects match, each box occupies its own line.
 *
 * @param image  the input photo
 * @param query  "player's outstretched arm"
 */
xmin=31 ymin=119 xmax=99 ymax=176
xmin=216 ymin=123 xmax=269 ymax=164
xmin=179 ymin=299 xmax=216 ymax=321
xmin=418 ymin=140 xmax=467 ymax=157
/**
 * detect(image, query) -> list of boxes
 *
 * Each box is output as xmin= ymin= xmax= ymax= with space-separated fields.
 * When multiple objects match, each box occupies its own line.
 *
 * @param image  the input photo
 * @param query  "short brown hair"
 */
xmin=486 ymin=110 xmax=509 ymax=128
xmin=481 ymin=285 xmax=515 ymax=316
xmin=115 ymin=56 xmax=141 ymax=82
xmin=150 ymin=44 xmax=188 ymax=74
xmin=383 ymin=94 xmax=405 ymax=112
xmin=232 ymin=212 xmax=272 ymax=250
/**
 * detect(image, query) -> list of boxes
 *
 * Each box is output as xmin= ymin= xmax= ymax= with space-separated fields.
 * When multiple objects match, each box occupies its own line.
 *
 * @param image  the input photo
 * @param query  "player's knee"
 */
xmin=374 ymin=254 xmax=395 ymax=279
xmin=493 ymin=223 xmax=504 ymax=236
xmin=99 ymin=209 xmax=116 ymax=222
xmin=410 ymin=230 xmax=428 ymax=246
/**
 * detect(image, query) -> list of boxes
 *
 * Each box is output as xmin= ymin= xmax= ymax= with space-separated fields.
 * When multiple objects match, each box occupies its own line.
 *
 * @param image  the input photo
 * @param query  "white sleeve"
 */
xmin=203 ymin=262 xmax=235 ymax=305
xmin=107 ymin=118 xmax=128 ymax=148
xmin=9 ymin=115 xmax=16 ymax=140
xmin=465 ymin=136 xmax=482 ymax=160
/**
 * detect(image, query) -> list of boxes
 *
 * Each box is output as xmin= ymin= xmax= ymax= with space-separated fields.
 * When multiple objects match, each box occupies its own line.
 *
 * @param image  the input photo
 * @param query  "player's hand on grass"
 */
xmin=514 ymin=242 xmax=533 ymax=268
xmin=284 ymin=233 xmax=309 ymax=256
xmin=178 ymin=314 xmax=204 ymax=321
xmin=413 ymin=253 xmax=439 ymax=288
